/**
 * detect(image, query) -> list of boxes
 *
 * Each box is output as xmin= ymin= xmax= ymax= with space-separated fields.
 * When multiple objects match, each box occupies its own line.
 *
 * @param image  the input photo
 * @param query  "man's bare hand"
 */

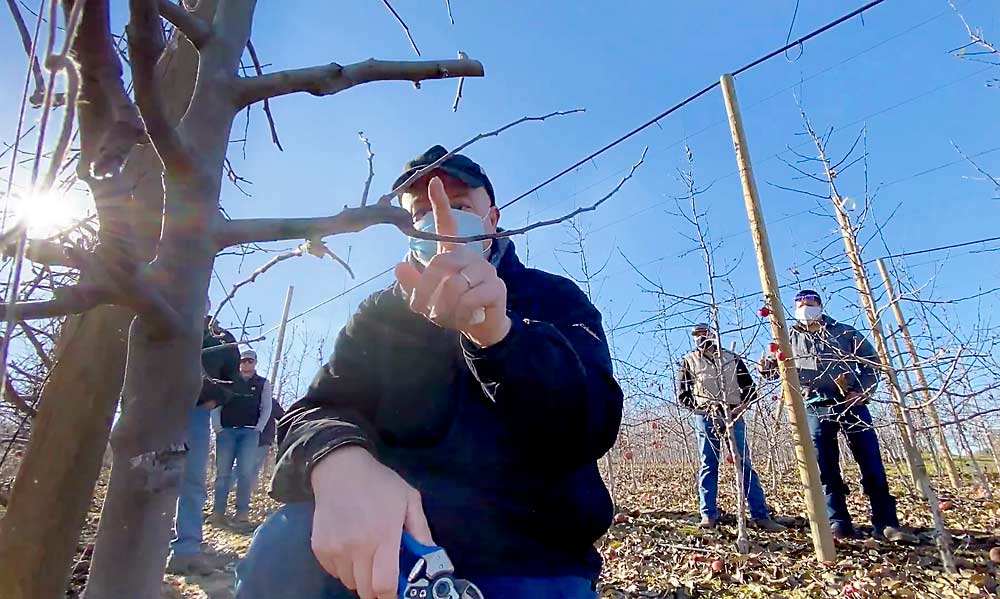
xmin=395 ymin=176 xmax=511 ymax=348
xmin=310 ymin=446 xmax=433 ymax=599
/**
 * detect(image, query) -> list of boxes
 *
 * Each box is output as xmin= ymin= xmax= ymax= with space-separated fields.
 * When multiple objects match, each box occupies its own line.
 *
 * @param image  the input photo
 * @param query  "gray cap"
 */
xmin=240 ymin=349 xmax=257 ymax=361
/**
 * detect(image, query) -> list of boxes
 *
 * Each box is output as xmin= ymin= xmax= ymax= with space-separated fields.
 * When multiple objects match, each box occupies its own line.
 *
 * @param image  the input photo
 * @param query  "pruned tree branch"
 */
xmin=157 ymin=0 xmax=211 ymax=48
xmin=215 ymin=146 xmax=647 ymax=249
xmin=127 ymin=0 xmax=192 ymax=173
xmin=235 ymin=57 xmax=484 ymax=107
xmin=3 ymin=376 xmax=37 ymax=418
xmin=0 ymin=284 xmax=115 ymax=321
xmin=214 ymin=204 xmax=412 ymax=249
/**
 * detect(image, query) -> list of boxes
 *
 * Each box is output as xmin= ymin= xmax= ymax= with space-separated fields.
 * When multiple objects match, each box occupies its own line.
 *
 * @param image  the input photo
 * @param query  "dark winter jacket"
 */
xmin=198 ymin=323 xmax=241 ymax=407
xmin=271 ymin=240 xmax=624 ymax=583
xmin=761 ymin=315 xmax=879 ymax=403
xmin=259 ymin=399 xmax=285 ymax=447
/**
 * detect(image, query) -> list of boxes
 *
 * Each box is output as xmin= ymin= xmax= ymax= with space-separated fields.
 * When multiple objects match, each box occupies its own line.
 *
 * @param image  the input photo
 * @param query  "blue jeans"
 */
xmin=806 ymin=401 xmax=899 ymax=532
xmin=692 ymin=413 xmax=770 ymax=520
xmin=213 ymin=427 xmax=261 ymax=514
xmin=235 ymin=503 xmax=597 ymax=599
xmin=171 ymin=406 xmax=212 ymax=556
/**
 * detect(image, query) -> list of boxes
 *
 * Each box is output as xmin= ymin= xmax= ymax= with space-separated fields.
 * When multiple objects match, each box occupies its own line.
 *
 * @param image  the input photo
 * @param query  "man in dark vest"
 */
xmin=211 ymin=349 xmax=272 ymax=525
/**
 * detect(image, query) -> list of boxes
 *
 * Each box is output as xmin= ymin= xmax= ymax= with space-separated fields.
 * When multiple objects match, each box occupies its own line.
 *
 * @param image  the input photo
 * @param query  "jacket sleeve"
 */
xmin=735 ymin=357 xmax=758 ymax=405
xmin=255 ymin=380 xmax=273 ymax=432
xmin=850 ymin=326 xmax=880 ymax=395
xmin=676 ymin=358 xmax=695 ymax=410
xmin=461 ymin=276 xmax=623 ymax=468
xmin=270 ymin=294 xmax=383 ymax=503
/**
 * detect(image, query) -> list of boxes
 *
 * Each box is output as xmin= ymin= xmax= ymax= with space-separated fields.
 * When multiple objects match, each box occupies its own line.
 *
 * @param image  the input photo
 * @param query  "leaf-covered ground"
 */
xmin=3 ymin=459 xmax=998 ymax=598
xmin=599 ymin=464 xmax=1000 ymax=598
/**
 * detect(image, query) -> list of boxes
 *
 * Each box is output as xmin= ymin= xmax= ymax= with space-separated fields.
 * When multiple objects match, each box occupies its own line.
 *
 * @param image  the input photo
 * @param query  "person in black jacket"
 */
xmin=250 ymin=397 xmax=285 ymax=493
xmin=167 ymin=304 xmax=241 ymax=575
xmin=235 ymin=146 xmax=624 ymax=599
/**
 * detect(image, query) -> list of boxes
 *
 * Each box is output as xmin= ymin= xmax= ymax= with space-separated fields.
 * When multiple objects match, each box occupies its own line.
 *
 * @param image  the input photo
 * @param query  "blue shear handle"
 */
xmin=398 ymin=531 xmax=439 ymax=597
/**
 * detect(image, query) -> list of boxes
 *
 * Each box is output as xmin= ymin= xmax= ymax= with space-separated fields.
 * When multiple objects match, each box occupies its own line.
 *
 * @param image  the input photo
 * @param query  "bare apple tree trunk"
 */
xmin=0 ymin=2 xmax=206 ymax=595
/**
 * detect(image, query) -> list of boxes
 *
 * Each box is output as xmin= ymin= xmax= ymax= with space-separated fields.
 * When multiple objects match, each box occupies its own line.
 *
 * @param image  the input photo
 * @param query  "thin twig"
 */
xmin=377 ymin=109 xmax=585 ymax=205
xmin=246 ymin=39 xmax=283 ymax=151
xmin=416 ymin=146 xmax=648 ymax=243
xmin=452 ymin=51 xmax=467 ymax=112
xmin=444 ymin=0 xmax=455 ymax=24
xmin=358 ymin=131 xmax=375 ymax=207
xmin=380 ymin=0 xmax=420 ymax=56
xmin=952 ymin=140 xmax=1000 ymax=194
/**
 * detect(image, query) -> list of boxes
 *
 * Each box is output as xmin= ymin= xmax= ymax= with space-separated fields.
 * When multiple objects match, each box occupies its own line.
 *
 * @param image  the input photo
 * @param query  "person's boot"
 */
xmin=880 ymin=526 xmax=919 ymax=544
xmin=233 ymin=511 xmax=251 ymax=525
xmin=166 ymin=553 xmax=214 ymax=576
xmin=206 ymin=511 xmax=228 ymax=526
xmin=699 ymin=515 xmax=718 ymax=530
xmin=831 ymin=521 xmax=858 ymax=540
xmin=751 ymin=518 xmax=787 ymax=532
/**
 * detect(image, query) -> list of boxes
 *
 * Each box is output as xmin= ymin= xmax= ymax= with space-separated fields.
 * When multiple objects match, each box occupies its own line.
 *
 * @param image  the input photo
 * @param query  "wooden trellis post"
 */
xmin=720 ymin=73 xmax=835 ymax=563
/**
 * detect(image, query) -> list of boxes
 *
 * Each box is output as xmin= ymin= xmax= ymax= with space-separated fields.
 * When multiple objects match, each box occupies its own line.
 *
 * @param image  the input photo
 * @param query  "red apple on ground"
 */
xmin=624 ymin=450 xmax=633 ymax=461
xmin=710 ymin=559 xmax=724 ymax=572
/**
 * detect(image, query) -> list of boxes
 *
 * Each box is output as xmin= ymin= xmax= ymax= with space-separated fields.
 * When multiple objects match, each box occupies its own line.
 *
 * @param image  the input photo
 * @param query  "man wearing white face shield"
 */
xmin=761 ymin=290 xmax=916 ymax=544
xmin=236 ymin=146 xmax=624 ymax=599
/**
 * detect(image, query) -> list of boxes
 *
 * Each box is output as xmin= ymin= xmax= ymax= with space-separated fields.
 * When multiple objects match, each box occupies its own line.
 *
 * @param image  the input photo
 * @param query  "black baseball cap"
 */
xmin=393 ymin=145 xmax=496 ymax=206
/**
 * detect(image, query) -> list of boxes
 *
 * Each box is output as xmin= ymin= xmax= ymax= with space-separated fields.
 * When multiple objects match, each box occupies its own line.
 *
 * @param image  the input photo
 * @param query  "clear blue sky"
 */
xmin=2 ymin=0 xmax=998 ymax=402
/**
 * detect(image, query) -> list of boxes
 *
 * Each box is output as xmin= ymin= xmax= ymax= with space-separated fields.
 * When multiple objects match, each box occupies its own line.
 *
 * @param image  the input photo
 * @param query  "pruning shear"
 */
xmin=399 ymin=531 xmax=484 ymax=599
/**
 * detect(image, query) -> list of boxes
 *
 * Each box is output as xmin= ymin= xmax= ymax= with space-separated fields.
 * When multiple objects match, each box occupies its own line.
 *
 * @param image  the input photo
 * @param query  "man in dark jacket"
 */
xmin=677 ymin=324 xmax=783 ymax=532
xmin=167 ymin=305 xmax=241 ymax=575
xmin=761 ymin=290 xmax=915 ymax=543
xmin=235 ymin=146 xmax=624 ymax=599
xmin=251 ymin=397 xmax=285 ymax=491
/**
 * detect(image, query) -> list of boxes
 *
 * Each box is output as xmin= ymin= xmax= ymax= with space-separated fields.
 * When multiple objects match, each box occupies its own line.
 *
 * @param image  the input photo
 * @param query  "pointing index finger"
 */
xmin=428 ymin=176 xmax=458 ymax=254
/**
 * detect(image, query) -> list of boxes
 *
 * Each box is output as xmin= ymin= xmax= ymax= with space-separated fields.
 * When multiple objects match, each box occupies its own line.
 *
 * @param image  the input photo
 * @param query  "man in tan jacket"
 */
xmin=677 ymin=323 xmax=783 ymax=531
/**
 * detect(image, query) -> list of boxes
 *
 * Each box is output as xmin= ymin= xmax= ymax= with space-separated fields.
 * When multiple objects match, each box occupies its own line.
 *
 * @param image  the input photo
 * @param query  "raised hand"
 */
xmin=395 ymin=176 xmax=511 ymax=348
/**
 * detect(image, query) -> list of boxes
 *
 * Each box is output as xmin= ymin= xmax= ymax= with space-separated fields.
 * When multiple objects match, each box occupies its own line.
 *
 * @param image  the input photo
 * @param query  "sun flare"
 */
xmin=6 ymin=189 xmax=93 ymax=237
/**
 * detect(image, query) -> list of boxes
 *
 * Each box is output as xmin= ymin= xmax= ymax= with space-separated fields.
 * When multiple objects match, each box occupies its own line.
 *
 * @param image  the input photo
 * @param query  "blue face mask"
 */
xmin=408 ymin=208 xmax=491 ymax=265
